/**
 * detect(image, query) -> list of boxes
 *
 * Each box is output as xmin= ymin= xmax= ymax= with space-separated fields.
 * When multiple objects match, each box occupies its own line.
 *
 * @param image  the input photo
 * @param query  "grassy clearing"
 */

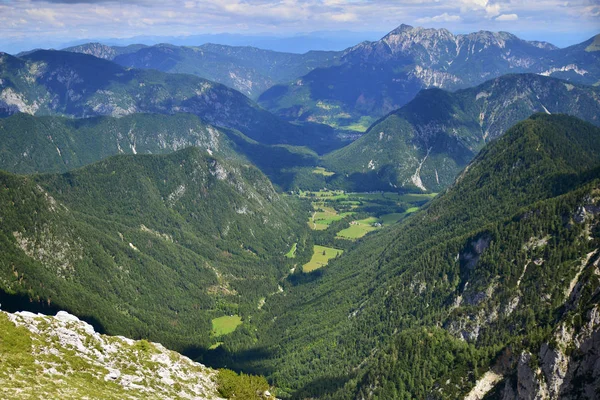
xmin=380 ymin=213 xmax=404 ymax=226
xmin=285 ymin=243 xmax=297 ymax=258
xmin=209 ymin=342 xmax=223 ymax=350
xmin=309 ymin=203 xmax=354 ymax=230
xmin=211 ymin=315 xmax=242 ymax=337
xmin=309 ymin=221 xmax=330 ymax=230
xmin=300 ymin=189 xmax=436 ymax=236
xmin=299 ymin=190 xmax=348 ymax=200
xmin=312 ymin=167 xmax=335 ymax=176
xmin=336 ymin=217 xmax=380 ymax=240
xmin=339 ymin=116 xmax=376 ymax=132
xmin=397 ymin=193 xmax=438 ymax=202
xmin=303 ymin=245 xmax=344 ymax=273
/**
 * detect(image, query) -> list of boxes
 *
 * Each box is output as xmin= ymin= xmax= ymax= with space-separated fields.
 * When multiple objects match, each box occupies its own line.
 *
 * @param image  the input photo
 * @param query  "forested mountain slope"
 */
xmin=0 ymin=50 xmax=339 ymax=151
xmin=0 ymin=147 xmax=308 ymax=352
xmin=0 ymin=112 xmax=322 ymax=190
xmin=241 ymin=114 xmax=600 ymax=399
xmin=322 ymin=74 xmax=600 ymax=192
xmin=0 ymin=113 xmax=240 ymax=174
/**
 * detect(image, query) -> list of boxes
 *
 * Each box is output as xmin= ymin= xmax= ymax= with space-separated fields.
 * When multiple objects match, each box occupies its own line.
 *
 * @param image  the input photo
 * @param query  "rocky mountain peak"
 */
xmin=387 ymin=23 xmax=415 ymax=35
xmin=528 ymin=40 xmax=559 ymax=50
xmin=585 ymin=34 xmax=600 ymax=52
xmin=383 ymin=24 xmax=454 ymax=42
xmin=64 ymin=42 xmax=117 ymax=60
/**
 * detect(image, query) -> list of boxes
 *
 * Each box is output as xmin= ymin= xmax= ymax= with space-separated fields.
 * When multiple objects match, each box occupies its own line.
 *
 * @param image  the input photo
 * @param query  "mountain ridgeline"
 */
xmin=0 ymin=147 xmax=308 ymax=352
xmin=245 ymin=114 xmax=600 ymax=398
xmin=259 ymin=25 xmax=600 ymax=129
xmin=0 ymin=50 xmax=341 ymax=152
xmin=110 ymin=43 xmax=341 ymax=100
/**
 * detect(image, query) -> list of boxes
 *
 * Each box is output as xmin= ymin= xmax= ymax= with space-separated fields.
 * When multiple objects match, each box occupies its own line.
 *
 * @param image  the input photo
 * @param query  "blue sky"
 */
xmin=1 ymin=0 xmax=598 ymax=53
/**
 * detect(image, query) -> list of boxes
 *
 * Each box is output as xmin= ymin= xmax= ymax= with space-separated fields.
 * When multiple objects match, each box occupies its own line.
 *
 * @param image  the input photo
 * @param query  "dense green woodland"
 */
xmin=0 ymin=147 xmax=309 ymax=352
xmin=0 ymin=112 xmax=328 ymax=191
xmin=226 ymin=115 xmax=600 ymax=398
xmin=1 ymin=107 xmax=600 ymax=399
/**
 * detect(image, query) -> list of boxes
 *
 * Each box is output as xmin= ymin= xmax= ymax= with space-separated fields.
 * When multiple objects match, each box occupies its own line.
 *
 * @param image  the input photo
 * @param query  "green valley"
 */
xmin=2 ymin=15 xmax=600 ymax=400
xmin=0 ymin=147 xmax=308 ymax=353
xmin=239 ymin=114 xmax=600 ymax=399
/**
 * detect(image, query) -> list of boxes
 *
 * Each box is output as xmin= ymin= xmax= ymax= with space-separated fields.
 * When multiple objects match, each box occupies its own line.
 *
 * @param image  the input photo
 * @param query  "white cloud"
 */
xmin=485 ymin=3 xmax=501 ymax=17
xmin=459 ymin=0 xmax=502 ymax=18
xmin=496 ymin=13 xmax=519 ymax=21
xmin=0 ymin=0 xmax=598 ymax=52
xmin=330 ymin=13 xmax=358 ymax=22
xmin=416 ymin=13 xmax=462 ymax=23
xmin=25 ymin=8 xmax=66 ymax=27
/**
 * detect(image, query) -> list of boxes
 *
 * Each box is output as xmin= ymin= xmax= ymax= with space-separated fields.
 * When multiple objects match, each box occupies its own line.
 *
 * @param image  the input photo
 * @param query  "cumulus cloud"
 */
xmin=416 ymin=13 xmax=462 ymax=23
xmin=330 ymin=13 xmax=358 ymax=22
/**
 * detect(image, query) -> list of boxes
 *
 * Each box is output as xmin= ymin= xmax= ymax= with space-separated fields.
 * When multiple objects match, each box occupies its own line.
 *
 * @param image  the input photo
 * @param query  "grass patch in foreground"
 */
xmin=336 ymin=217 xmax=380 ymax=240
xmin=285 ymin=243 xmax=297 ymax=258
xmin=211 ymin=315 xmax=242 ymax=337
xmin=303 ymin=245 xmax=344 ymax=273
xmin=217 ymin=369 xmax=270 ymax=400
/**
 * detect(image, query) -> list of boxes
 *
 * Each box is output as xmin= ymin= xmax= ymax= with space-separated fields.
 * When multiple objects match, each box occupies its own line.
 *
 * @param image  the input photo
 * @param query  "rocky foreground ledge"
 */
xmin=0 ymin=310 xmax=225 ymax=399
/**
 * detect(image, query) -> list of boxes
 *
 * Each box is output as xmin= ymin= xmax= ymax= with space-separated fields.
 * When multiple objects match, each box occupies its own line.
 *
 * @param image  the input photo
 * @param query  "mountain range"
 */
xmin=115 ymin=44 xmax=339 ymax=100
xmin=259 ymin=25 xmax=600 ymax=130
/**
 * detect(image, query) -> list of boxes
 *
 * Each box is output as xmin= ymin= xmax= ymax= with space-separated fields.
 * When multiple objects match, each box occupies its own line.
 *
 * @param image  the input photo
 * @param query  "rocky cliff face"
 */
xmin=0 ymin=310 xmax=224 ymax=399
xmin=496 ymin=305 xmax=600 ymax=400
xmin=446 ymin=193 xmax=600 ymax=400
xmin=497 ymin=262 xmax=600 ymax=400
